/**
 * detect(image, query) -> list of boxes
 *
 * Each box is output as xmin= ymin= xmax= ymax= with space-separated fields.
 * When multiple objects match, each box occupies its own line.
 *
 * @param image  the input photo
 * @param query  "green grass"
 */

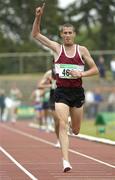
xmin=80 ymin=119 xmax=115 ymax=141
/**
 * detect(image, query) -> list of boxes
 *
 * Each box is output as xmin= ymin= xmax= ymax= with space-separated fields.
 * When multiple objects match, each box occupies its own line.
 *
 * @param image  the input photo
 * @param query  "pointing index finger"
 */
xmin=42 ymin=1 xmax=45 ymax=8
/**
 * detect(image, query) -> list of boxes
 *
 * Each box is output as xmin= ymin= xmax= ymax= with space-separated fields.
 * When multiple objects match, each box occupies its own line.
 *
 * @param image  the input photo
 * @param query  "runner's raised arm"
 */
xmin=31 ymin=3 xmax=60 ymax=52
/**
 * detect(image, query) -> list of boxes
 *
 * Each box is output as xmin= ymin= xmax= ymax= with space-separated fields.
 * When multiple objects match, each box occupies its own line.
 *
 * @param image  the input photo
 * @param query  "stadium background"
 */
xmin=0 ymin=1 xmax=115 ymax=179
xmin=0 ymin=0 xmax=115 ymax=140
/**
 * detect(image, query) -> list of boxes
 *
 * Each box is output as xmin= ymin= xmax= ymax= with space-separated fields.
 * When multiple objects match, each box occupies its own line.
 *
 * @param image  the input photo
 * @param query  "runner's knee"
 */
xmin=60 ymin=121 xmax=66 ymax=130
xmin=72 ymin=128 xmax=80 ymax=135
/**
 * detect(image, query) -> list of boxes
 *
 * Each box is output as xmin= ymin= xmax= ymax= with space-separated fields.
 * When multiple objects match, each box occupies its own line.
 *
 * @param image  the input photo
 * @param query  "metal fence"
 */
xmin=0 ymin=50 xmax=115 ymax=74
xmin=0 ymin=52 xmax=52 ymax=74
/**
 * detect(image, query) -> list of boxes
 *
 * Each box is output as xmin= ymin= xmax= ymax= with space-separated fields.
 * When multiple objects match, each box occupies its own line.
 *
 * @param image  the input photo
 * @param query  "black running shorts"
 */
xmin=54 ymin=87 xmax=85 ymax=108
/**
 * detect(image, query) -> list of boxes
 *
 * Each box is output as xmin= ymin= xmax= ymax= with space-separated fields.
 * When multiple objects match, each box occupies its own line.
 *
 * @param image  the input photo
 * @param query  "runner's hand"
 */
xmin=36 ymin=3 xmax=45 ymax=17
xmin=69 ymin=70 xmax=82 ymax=78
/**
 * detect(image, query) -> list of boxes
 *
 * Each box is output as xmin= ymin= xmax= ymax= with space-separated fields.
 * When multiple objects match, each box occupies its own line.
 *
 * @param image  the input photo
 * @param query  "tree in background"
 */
xmin=0 ymin=0 xmax=115 ymax=52
xmin=64 ymin=0 xmax=115 ymax=50
xmin=0 ymin=0 xmax=63 ymax=52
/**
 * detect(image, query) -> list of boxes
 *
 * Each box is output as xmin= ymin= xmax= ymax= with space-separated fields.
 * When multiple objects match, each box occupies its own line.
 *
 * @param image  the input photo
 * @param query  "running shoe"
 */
xmin=55 ymin=140 xmax=61 ymax=148
xmin=63 ymin=159 xmax=72 ymax=172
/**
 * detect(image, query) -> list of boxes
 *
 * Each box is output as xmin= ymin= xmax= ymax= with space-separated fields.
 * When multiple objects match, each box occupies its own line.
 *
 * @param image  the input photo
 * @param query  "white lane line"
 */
xmin=0 ymin=146 xmax=38 ymax=180
xmin=76 ymin=134 xmax=115 ymax=145
xmin=1 ymin=125 xmax=115 ymax=169
xmin=1 ymin=125 xmax=55 ymax=146
xmin=69 ymin=149 xmax=115 ymax=169
xmin=29 ymin=122 xmax=115 ymax=146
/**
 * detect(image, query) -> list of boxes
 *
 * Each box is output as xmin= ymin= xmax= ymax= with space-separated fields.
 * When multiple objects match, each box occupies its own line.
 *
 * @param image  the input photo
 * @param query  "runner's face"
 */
xmin=61 ymin=27 xmax=75 ymax=46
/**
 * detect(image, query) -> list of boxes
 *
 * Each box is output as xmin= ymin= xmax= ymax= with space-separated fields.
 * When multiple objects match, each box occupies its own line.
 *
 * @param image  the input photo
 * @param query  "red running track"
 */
xmin=0 ymin=121 xmax=115 ymax=180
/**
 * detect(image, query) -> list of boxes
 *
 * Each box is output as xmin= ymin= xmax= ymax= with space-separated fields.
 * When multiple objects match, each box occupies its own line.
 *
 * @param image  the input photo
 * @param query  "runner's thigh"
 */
xmin=55 ymin=102 xmax=69 ymax=122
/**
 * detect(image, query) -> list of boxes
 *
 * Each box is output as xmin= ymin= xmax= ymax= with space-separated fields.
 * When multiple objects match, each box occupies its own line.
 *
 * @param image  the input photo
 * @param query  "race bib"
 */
xmin=55 ymin=64 xmax=84 ymax=79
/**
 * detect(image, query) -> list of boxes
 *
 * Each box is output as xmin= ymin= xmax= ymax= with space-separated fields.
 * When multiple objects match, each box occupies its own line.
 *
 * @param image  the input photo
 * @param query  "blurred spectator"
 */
xmin=3 ymin=96 xmax=13 ymax=122
xmin=85 ymin=88 xmax=103 ymax=119
xmin=93 ymin=88 xmax=103 ymax=116
xmin=9 ymin=83 xmax=23 ymax=123
xmin=39 ymin=70 xmax=53 ymax=131
xmin=97 ymin=55 xmax=106 ymax=79
xmin=85 ymin=90 xmax=95 ymax=118
xmin=0 ymin=89 xmax=6 ymax=122
xmin=110 ymin=56 xmax=115 ymax=80
xmin=30 ymin=86 xmax=44 ymax=128
xmin=107 ymin=89 xmax=115 ymax=112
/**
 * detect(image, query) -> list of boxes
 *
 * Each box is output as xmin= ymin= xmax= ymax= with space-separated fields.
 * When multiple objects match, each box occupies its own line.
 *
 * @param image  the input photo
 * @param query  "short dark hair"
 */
xmin=59 ymin=23 xmax=75 ymax=32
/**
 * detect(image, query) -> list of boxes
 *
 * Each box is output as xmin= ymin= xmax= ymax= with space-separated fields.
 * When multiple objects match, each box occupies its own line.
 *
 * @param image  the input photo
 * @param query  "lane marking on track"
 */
xmin=29 ymin=122 xmax=115 ymax=145
xmin=1 ymin=124 xmax=115 ymax=169
xmin=0 ymin=146 xmax=38 ymax=180
xmin=69 ymin=149 xmax=115 ymax=169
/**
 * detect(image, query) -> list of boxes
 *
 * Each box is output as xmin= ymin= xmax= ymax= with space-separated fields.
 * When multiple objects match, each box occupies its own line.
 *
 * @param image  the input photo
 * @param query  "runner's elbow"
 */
xmin=32 ymin=32 xmax=39 ymax=39
xmin=32 ymin=33 xmax=37 ymax=39
xmin=95 ymin=67 xmax=99 ymax=75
